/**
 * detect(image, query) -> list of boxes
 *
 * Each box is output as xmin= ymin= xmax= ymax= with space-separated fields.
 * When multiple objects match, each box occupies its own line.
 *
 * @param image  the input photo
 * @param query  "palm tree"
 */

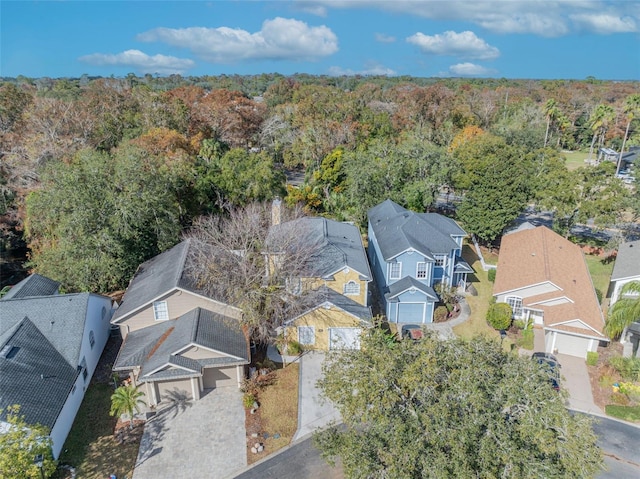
xmin=110 ymin=384 xmax=146 ymax=430
xmin=616 ymin=94 xmax=640 ymax=175
xmin=605 ymin=281 xmax=640 ymax=339
xmin=543 ymin=99 xmax=559 ymax=147
xmin=587 ymin=104 xmax=615 ymax=161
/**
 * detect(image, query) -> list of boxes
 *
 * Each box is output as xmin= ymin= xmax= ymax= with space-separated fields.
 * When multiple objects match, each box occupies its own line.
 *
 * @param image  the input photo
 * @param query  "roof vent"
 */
xmin=0 ymin=345 xmax=20 ymax=359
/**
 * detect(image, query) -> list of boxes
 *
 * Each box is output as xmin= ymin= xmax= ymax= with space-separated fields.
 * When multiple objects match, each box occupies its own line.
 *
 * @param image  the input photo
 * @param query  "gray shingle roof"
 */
xmin=454 ymin=257 xmax=473 ymax=273
xmin=611 ymin=240 xmax=640 ymax=281
xmin=114 ymin=308 xmax=249 ymax=381
xmin=0 ymin=317 xmax=77 ymax=429
xmin=267 ymin=217 xmax=372 ymax=280
xmin=368 ymin=199 xmax=466 ymax=261
xmin=112 ymin=240 xmax=221 ymax=322
xmin=289 ymin=286 xmax=372 ymax=323
xmin=0 ymin=293 xmax=93 ymax=368
xmin=386 ymin=277 xmax=438 ymax=301
xmin=2 ymin=274 xmax=60 ymax=300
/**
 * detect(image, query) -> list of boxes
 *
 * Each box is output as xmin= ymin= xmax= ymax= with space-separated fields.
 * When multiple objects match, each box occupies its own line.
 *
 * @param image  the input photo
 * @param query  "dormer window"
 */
xmin=416 ymin=262 xmax=427 ymax=279
xmin=153 ymin=301 xmax=169 ymax=321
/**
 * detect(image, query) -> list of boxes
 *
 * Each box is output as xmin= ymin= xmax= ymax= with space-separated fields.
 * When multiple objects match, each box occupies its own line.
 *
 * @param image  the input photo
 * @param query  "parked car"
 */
xmin=531 ymin=352 xmax=561 ymax=391
xmin=401 ymin=324 xmax=424 ymax=340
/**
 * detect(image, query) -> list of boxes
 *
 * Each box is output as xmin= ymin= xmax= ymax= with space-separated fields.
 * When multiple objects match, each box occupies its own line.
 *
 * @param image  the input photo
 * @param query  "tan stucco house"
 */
xmin=493 ymin=226 xmax=608 ymax=358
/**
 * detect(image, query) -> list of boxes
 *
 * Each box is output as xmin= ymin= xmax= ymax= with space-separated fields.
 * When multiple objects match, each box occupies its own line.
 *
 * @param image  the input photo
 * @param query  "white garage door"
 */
xmin=329 ymin=328 xmax=361 ymax=350
xmin=202 ymin=366 xmax=237 ymax=389
xmin=549 ymin=332 xmax=590 ymax=358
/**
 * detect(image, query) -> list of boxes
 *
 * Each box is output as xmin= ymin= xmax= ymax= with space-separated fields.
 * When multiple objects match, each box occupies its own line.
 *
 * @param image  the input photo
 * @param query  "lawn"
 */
xmin=604 ymin=405 xmax=640 ymax=422
xmin=562 ymin=150 xmax=592 ymax=171
xmin=453 ymin=244 xmax=503 ymax=343
xmin=54 ymin=382 xmax=140 ymax=479
xmin=584 ymin=253 xmax=615 ymax=309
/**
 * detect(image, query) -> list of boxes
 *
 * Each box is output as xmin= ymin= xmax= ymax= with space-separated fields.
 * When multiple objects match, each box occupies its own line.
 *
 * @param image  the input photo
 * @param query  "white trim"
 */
xmin=153 ymin=301 xmax=169 ymax=321
xmin=170 ymin=342 xmax=246 ymax=361
xmin=343 ymin=280 xmax=360 ymax=296
xmin=416 ymin=262 xmax=427 ymax=279
xmin=545 ymin=319 xmax=607 ymax=337
xmin=494 ymin=280 xmax=562 ymax=297
xmin=529 ymin=296 xmax=574 ymax=306
xmin=385 ymin=248 xmax=434 ymax=262
xmin=389 ymin=262 xmax=402 ymax=280
xmin=544 ymin=327 xmax=608 ymax=342
xmin=284 ymin=302 xmax=369 ymax=325
xmin=143 ymin=363 xmax=199 ymax=378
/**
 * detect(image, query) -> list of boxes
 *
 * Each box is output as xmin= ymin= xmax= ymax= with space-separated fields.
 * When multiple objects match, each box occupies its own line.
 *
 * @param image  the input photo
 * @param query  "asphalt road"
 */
xmin=233 ymin=415 xmax=640 ymax=479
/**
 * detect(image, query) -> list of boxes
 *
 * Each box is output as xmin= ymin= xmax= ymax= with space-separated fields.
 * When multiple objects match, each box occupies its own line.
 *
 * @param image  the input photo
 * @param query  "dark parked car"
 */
xmin=401 ymin=324 xmax=424 ymax=340
xmin=532 ymin=352 xmax=561 ymax=391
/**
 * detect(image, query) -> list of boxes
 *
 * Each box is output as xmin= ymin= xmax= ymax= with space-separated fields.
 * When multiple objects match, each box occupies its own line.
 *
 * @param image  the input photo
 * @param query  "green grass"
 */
xmin=605 ymin=404 xmax=640 ymax=422
xmin=562 ymin=150 xmax=592 ymax=171
xmin=454 ymin=244 xmax=507 ymax=346
xmin=584 ymin=254 xmax=614 ymax=308
xmin=55 ymin=382 xmax=140 ymax=479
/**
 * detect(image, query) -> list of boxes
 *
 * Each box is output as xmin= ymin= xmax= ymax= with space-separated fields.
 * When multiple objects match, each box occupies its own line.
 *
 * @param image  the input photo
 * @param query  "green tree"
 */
xmin=316 ymin=329 xmax=603 ymax=479
xmin=587 ymin=104 xmax=615 ymax=161
xmin=486 ymin=302 xmax=513 ymax=330
xmin=617 ymin=94 xmax=640 ymax=175
xmin=110 ymin=385 xmax=146 ymax=430
xmin=543 ymin=98 xmax=559 ymax=147
xmin=0 ymin=405 xmax=56 ymax=479
xmin=605 ymin=281 xmax=640 ymax=339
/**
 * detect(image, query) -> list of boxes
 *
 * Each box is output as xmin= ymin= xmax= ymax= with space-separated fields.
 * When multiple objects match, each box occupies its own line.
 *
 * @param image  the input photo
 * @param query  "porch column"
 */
xmin=191 ymin=378 xmax=200 ymax=401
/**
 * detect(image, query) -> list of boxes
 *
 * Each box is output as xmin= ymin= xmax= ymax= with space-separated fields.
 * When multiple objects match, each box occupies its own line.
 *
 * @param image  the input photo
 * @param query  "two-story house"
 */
xmin=367 ymin=199 xmax=471 ymax=324
xmin=267 ymin=213 xmax=373 ymax=350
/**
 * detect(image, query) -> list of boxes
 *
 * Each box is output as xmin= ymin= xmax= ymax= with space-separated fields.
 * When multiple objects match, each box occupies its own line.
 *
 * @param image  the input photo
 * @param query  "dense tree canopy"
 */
xmin=316 ymin=329 xmax=603 ymax=479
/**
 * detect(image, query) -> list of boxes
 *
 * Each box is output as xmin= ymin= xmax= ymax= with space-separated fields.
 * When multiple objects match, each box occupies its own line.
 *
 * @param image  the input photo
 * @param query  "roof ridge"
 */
xmin=191 ymin=307 xmax=202 ymax=342
xmin=541 ymin=228 xmax=552 ymax=280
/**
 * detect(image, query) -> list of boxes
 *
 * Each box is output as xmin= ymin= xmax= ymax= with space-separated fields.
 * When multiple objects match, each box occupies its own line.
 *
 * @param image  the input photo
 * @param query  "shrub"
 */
xmin=286 ymin=340 xmax=303 ymax=355
xmin=619 ymin=382 xmax=640 ymax=403
xmin=608 ymin=357 xmax=640 ymax=381
xmin=488 ymin=268 xmax=496 ymax=282
xmin=586 ymin=351 xmax=599 ymax=366
xmin=517 ymin=329 xmax=534 ymax=350
xmin=610 ymin=392 xmax=631 ymax=406
xmin=599 ymin=374 xmax=615 ymax=389
xmin=486 ymin=303 xmax=512 ymax=330
xmin=513 ymin=320 xmax=526 ymax=330
xmin=243 ymin=393 xmax=256 ymax=409
xmin=434 ymin=305 xmax=449 ymax=323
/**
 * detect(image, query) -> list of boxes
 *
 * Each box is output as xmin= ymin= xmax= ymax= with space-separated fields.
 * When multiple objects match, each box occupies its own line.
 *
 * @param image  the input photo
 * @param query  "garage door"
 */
xmin=157 ymin=379 xmax=193 ymax=402
xmin=329 ymin=328 xmax=361 ymax=350
xmin=202 ymin=366 xmax=237 ymax=389
xmin=397 ymin=303 xmax=425 ymax=323
xmin=548 ymin=332 xmax=590 ymax=358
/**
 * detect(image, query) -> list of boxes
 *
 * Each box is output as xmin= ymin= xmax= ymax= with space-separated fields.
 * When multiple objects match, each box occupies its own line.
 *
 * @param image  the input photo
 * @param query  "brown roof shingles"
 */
xmin=493 ymin=226 xmax=605 ymax=337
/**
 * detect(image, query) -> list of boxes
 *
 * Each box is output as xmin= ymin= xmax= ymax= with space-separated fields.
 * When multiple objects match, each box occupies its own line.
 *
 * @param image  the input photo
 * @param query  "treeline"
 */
xmin=1 ymin=74 xmax=638 ymax=292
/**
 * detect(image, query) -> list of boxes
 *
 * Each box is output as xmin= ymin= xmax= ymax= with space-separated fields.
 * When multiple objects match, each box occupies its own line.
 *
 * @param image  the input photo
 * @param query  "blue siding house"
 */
xmin=367 ymin=200 xmax=472 ymax=324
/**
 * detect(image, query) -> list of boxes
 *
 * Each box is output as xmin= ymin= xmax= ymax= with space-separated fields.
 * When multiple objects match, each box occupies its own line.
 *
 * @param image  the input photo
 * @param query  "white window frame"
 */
xmin=506 ymin=296 xmax=523 ymax=318
xmin=416 ymin=262 xmax=427 ymax=279
xmin=298 ymin=326 xmax=316 ymax=345
xmin=344 ymin=280 xmax=360 ymax=296
xmin=89 ymin=330 xmax=95 ymax=349
xmin=389 ymin=262 xmax=402 ymax=280
xmin=434 ymin=255 xmax=446 ymax=268
xmin=153 ymin=301 xmax=169 ymax=321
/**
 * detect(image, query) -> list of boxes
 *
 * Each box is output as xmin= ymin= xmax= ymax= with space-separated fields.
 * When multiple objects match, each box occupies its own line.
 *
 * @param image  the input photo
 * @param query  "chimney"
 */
xmin=271 ymin=198 xmax=282 ymax=226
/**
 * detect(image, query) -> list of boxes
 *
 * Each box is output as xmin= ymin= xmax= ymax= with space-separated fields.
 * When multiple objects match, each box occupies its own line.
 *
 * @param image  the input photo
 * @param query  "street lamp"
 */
xmin=34 ymin=454 xmax=45 ymax=479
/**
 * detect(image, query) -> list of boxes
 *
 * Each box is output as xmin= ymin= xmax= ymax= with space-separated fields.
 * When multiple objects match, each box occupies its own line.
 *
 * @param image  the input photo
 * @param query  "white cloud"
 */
xmin=138 ymin=17 xmax=338 ymax=63
xmin=328 ymin=62 xmax=397 ymax=76
xmin=447 ymin=62 xmax=497 ymax=77
xmin=297 ymin=1 xmax=639 ymax=37
xmin=78 ymin=50 xmax=195 ymax=74
xmin=375 ymin=33 xmax=396 ymax=43
xmin=407 ymin=31 xmax=500 ymax=60
xmin=570 ymin=13 xmax=637 ymax=34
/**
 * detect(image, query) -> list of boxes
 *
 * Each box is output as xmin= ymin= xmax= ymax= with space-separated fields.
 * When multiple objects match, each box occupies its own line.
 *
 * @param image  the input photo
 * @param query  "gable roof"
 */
xmin=0 ymin=317 xmax=77 ymax=429
xmin=0 ymin=292 xmax=98 ymax=368
xmin=368 ymin=199 xmax=466 ymax=261
xmin=611 ymin=239 xmax=640 ymax=281
xmin=113 ymin=307 xmax=249 ymax=381
xmin=286 ymin=286 xmax=373 ymax=324
xmin=493 ymin=226 xmax=605 ymax=336
xmin=267 ymin=217 xmax=372 ymax=280
xmin=386 ymin=276 xmax=439 ymax=301
xmin=1 ymin=274 xmax=60 ymax=300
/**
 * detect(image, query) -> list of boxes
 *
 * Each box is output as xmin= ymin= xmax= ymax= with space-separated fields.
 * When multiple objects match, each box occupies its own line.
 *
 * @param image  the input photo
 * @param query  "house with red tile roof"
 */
xmin=493 ymin=226 xmax=608 ymax=358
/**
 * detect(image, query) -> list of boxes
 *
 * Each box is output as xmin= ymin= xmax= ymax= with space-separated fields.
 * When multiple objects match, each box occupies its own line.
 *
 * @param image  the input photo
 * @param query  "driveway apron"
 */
xmin=133 ymin=387 xmax=247 ymax=479
xmin=293 ymin=352 xmax=341 ymax=441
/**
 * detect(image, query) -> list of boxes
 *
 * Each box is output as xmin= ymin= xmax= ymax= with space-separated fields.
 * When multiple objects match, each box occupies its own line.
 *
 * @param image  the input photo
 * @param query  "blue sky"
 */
xmin=2 ymin=1 xmax=639 ymax=80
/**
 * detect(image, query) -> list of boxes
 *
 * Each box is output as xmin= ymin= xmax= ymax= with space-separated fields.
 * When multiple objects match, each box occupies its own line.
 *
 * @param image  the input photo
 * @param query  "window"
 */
xmin=416 ymin=262 xmax=427 ymax=279
xmin=153 ymin=301 xmax=169 ymax=321
xmin=506 ymin=296 xmax=523 ymax=318
xmin=298 ymin=326 xmax=315 ymax=345
xmin=435 ymin=256 xmax=446 ymax=268
xmin=80 ymin=357 xmax=88 ymax=382
xmin=344 ymin=281 xmax=360 ymax=296
xmin=89 ymin=330 xmax=95 ymax=349
xmin=389 ymin=262 xmax=402 ymax=280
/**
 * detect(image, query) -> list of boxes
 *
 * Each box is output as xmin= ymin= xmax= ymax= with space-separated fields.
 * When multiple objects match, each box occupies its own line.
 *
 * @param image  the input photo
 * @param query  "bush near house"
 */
xmin=586 ymin=351 xmax=599 ymax=366
xmin=487 ymin=268 xmax=496 ymax=282
xmin=486 ymin=302 xmax=512 ymax=330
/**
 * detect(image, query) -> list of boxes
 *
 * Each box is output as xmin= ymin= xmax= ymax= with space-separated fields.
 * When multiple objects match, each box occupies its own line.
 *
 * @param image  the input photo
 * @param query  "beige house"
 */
xmin=493 ymin=226 xmax=608 ymax=358
xmin=111 ymin=240 xmax=248 ymax=405
xmin=285 ymin=287 xmax=372 ymax=350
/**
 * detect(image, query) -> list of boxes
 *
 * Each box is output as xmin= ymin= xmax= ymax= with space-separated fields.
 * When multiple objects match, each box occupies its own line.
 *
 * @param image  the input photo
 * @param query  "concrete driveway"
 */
xmin=133 ymin=387 xmax=246 ymax=479
xmin=293 ymin=352 xmax=341 ymax=441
